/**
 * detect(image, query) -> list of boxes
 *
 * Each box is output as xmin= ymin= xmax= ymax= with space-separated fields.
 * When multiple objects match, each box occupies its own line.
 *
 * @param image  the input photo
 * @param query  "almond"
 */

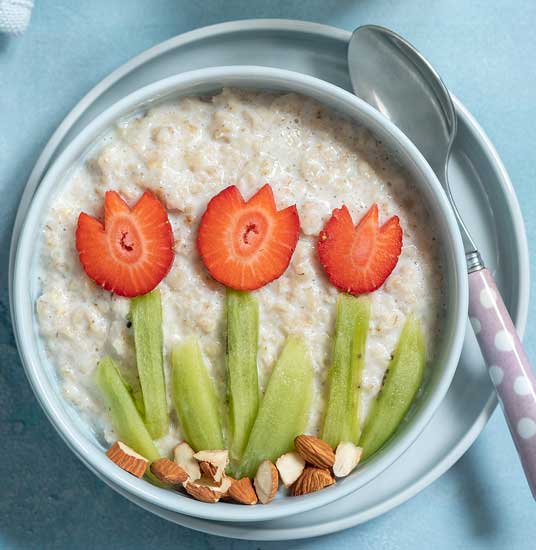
xmin=193 ymin=450 xmax=228 ymax=484
xmin=294 ymin=435 xmax=335 ymax=469
xmin=217 ymin=476 xmax=233 ymax=498
xmin=291 ymin=467 xmax=335 ymax=496
xmin=333 ymin=442 xmax=363 ymax=478
xmin=150 ymin=458 xmax=188 ymax=484
xmin=183 ymin=479 xmax=222 ymax=503
xmin=276 ymin=452 xmax=305 ymax=488
xmin=106 ymin=441 xmax=148 ymax=478
xmin=173 ymin=441 xmax=201 ymax=481
xmin=254 ymin=460 xmax=279 ymax=504
xmin=199 ymin=461 xmax=222 ymax=486
xmin=228 ymin=477 xmax=258 ymax=505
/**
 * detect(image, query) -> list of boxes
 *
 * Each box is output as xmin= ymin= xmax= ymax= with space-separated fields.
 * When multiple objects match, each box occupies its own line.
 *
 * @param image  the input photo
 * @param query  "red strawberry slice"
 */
xmin=197 ymin=184 xmax=300 ymax=291
xmin=317 ymin=204 xmax=402 ymax=295
xmin=76 ymin=190 xmax=174 ymax=297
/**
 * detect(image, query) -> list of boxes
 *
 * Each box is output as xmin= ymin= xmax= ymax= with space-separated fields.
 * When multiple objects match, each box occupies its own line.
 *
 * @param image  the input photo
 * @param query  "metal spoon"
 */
xmin=348 ymin=25 xmax=536 ymax=498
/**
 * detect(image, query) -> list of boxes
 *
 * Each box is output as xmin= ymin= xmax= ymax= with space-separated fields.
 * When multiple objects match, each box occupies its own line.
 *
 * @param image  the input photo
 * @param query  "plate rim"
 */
xmin=7 ymin=18 xmax=530 ymax=539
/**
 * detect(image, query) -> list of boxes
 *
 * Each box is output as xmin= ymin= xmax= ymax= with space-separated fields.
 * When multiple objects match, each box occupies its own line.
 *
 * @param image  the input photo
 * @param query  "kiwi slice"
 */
xmin=236 ymin=336 xmax=313 ymax=479
xmin=226 ymin=289 xmax=260 ymax=466
xmin=130 ymin=289 xmax=168 ymax=439
xmin=322 ymin=294 xmax=370 ymax=448
xmin=96 ymin=356 xmax=159 ymax=462
xmin=170 ymin=338 xmax=224 ymax=451
xmin=360 ymin=314 xmax=426 ymax=459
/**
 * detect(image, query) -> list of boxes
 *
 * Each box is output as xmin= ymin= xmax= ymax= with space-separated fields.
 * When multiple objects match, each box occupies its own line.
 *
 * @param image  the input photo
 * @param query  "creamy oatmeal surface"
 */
xmin=37 ymin=88 xmax=444 ymax=455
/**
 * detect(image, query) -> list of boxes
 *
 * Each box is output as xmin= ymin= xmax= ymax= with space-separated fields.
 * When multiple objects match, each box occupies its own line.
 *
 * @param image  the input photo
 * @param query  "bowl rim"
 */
xmin=12 ymin=65 xmax=468 ymax=523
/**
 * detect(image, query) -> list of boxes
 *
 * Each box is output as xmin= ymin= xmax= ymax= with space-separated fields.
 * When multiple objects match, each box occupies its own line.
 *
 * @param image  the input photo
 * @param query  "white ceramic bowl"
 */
xmin=12 ymin=66 xmax=468 ymax=523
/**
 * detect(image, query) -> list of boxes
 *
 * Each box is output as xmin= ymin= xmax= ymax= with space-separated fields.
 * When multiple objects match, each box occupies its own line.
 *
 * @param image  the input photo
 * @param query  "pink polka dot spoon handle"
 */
xmin=469 ymin=267 xmax=536 ymax=498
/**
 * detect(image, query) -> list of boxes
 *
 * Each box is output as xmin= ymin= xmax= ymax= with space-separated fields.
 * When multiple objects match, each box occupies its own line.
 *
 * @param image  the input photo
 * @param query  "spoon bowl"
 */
xmin=349 ymin=25 xmax=477 ymax=256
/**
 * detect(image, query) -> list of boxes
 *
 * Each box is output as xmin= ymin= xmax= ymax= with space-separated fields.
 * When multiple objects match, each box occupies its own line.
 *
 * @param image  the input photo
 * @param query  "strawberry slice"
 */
xmin=76 ymin=191 xmax=174 ymax=297
xmin=317 ymin=204 xmax=402 ymax=295
xmin=197 ymin=184 xmax=300 ymax=291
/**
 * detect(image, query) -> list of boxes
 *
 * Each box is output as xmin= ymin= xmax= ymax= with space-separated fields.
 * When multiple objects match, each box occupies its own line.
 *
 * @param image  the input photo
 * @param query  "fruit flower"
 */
xmin=76 ymin=190 xmax=174 ymax=297
xmin=197 ymin=184 xmax=300 ymax=291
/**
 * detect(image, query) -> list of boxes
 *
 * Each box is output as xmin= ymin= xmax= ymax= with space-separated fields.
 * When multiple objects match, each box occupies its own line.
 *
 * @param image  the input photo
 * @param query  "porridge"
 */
xmin=36 ymin=88 xmax=444 ymax=465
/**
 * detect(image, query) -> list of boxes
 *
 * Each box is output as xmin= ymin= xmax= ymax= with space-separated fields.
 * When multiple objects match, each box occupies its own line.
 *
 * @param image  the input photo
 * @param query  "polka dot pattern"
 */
xmin=470 ymin=316 xmax=481 ymax=335
xmin=518 ymin=418 xmax=536 ymax=440
xmin=479 ymin=286 xmax=496 ymax=309
xmin=495 ymin=330 xmax=514 ymax=352
xmin=514 ymin=376 xmax=532 ymax=397
xmin=469 ymin=268 xmax=536 ymax=494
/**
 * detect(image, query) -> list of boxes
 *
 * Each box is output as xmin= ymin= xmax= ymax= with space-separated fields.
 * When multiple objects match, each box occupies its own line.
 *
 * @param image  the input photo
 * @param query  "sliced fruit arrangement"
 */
xmin=236 ymin=336 xmax=313 ymax=479
xmin=360 ymin=314 xmax=426 ymax=459
xmin=100 ymin=296 xmax=425 ymax=501
xmin=317 ymin=204 xmax=402 ymax=295
xmin=170 ymin=337 xmax=225 ymax=451
xmin=130 ymin=289 xmax=168 ymax=439
xmin=197 ymin=184 xmax=300 ymax=291
xmin=82 ymin=185 xmax=426 ymax=504
xmin=226 ymin=289 xmax=259 ymax=466
xmin=76 ymin=190 xmax=174 ymax=297
xmin=322 ymin=294 xmax=370 ymax=448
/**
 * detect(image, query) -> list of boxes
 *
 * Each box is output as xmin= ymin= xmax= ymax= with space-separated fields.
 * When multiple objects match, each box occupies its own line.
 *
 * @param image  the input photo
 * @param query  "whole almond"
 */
xmin=254 ymin=460 xmax=279 ymax=504
xmin=294 ymin=435 xmax=335 ymax=469
xmin=150 ymin=458 xmax=188 ymax=484
xmin=183 ymin=480 xmax=222 ymax=503
xmin=106 ymin=441 xmax=148 ymax=478
xmin=228 ymin=477 xmax=258 ymax=505
xmin=291 ymin=467 xmax=335 ymax=496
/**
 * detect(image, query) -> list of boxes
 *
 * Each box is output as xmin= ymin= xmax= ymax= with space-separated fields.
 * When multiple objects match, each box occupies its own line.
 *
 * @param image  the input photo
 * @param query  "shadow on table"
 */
xmin=0 ymin=34 xmax=9 ymax=53
xmin=449 ymin=445 xmax=499 ymax=537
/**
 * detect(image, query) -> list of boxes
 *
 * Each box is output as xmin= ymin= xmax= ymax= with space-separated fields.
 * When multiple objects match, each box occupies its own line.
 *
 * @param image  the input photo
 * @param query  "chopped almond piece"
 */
xmin=199 ymin=461 xmax=222 ymax=485
xmin=173 ymin=441 xmax=201 ymax=481
xmin=182 ymin=475 xmax=232 ymax=503
xmin=183 ymin=479 xmax=222 ymax=503
xmin=294 ymin=434 xmax=335 ymax=469
xmin=254 ymin=460 xmax=279 ymax=504
xmin=106 ymin=441 xmax=148 ymax=478
xmin=218 ymin=476 xmax=232 ymax=498
xmin=193 ymin=449 xmax=229 ymax=468
xmin=291 ymin=467 xmax=334 ymax=496
xmin=150 ymin=458 xmax=188 ymax=484
xmin=276 ymin=451 xmax=306 ymax=488
xmin=333 ymin=442 xmax=363 ymax=478
xmin=193 ymin=450 xmax=229 ymax=483
xmin=228 ymin=477 xmax=258 ymax=505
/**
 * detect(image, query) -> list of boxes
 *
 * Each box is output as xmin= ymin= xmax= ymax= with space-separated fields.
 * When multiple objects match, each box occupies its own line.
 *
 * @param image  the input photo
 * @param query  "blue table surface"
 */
xmin=1 ymin=1 xmax=535 ymax=548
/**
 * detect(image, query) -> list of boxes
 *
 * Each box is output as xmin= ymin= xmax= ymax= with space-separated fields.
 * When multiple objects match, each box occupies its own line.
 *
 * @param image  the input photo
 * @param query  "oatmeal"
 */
xmin=36 ymin=88 xmax=444 ymax=455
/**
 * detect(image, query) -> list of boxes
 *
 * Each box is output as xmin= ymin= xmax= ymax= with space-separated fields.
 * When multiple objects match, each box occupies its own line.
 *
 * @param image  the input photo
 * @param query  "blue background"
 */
xmin=1 ymin=1 xmax=535 ymax=548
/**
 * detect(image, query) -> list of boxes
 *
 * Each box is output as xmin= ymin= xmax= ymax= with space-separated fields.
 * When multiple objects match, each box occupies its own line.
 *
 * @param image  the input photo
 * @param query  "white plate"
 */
xmin=9 ymin=19 xmax=529 ymax=540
